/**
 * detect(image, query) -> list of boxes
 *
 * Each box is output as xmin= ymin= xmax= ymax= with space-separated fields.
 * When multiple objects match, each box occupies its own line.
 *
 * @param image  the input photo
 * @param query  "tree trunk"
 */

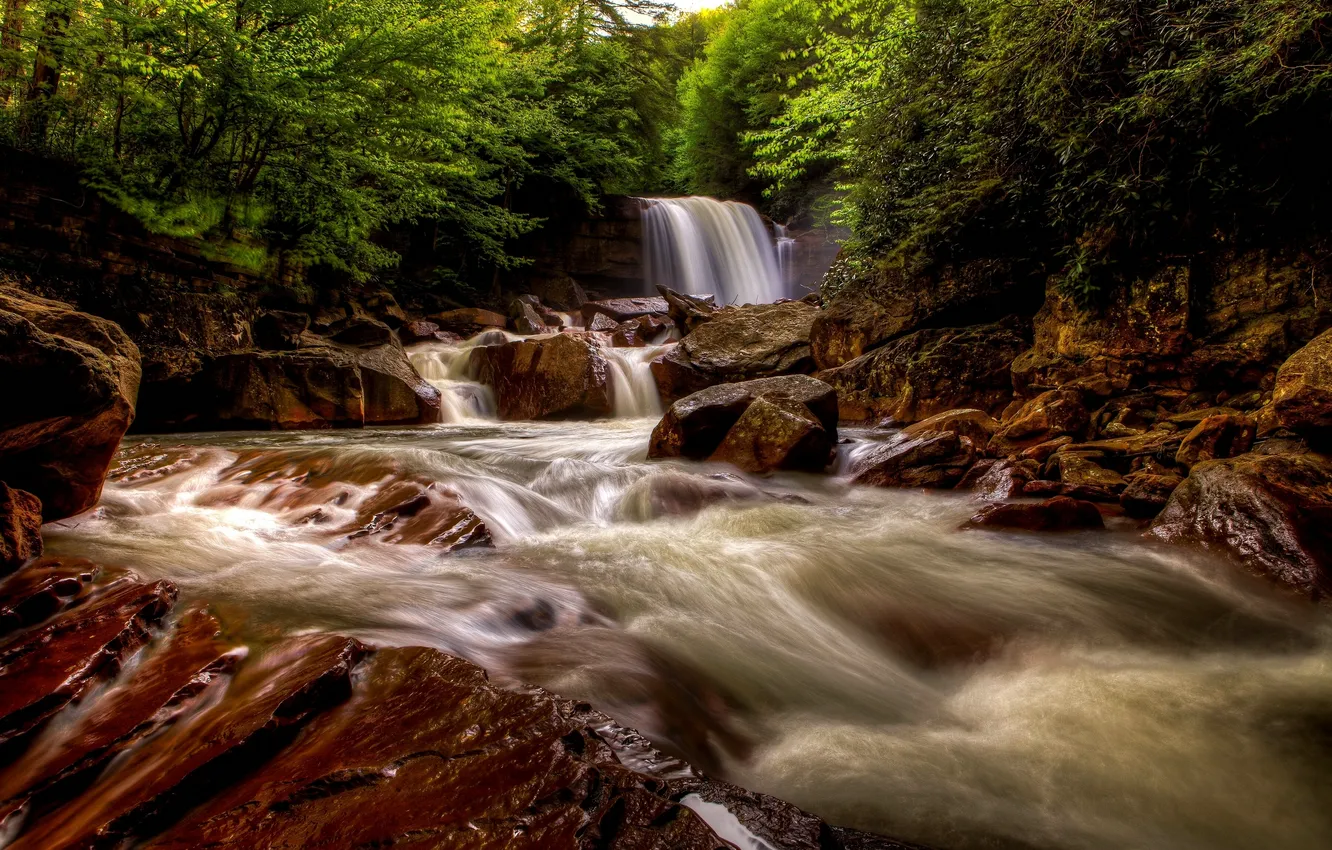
xmin=0 ymin=0 xmax=26 ymax=104
xmin=24 ymin=3 xmax=72 ymax=144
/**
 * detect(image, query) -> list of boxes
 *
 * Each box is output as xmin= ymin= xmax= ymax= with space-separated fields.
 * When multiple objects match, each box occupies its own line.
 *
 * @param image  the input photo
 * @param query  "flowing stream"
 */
xmin=41 ymin=399 xmax=1332 ymax=850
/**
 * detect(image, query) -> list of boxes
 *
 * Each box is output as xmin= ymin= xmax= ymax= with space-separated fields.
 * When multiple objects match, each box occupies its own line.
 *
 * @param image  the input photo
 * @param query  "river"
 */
xmin=40 ymin=407 xmax=1332 ymax=850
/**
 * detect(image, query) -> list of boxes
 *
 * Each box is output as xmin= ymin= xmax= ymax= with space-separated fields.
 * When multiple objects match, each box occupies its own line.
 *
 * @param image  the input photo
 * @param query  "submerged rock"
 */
xmin=1151 ymin=451 xmax=1332 ymax=600
xmin=471 ymin=333 xmax=612 ymax=420
xmin=0 ymin=483 xmax=41 ymax=574
xmin=0 ymin=287 xmax=141 ymax=519
xmin=964 ymin=496 xmax=1105 ymax=532
xmin=651 ymin=300 xmax=818 ymax=403
xmin=648 ymin=375 xmax=838 ymax=473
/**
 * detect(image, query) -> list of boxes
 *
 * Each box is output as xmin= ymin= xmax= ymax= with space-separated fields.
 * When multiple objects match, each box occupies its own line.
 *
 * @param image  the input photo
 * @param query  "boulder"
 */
xmin=399 ymin=320 xmax=443 ymax=344
xmin=818 ymin=321 xmax=1028 ymax=425
xmin=588 ymin=312 xmax=620 ymax=333
xmin=470 ymin=333 xmax=612 ymax=420
xmin=849 ymin=430 xmax=978 ymax=489
xmin=649 ymin=375 xmax=837 ymax=469
xmin=581 ymin=296 xmax=669 ymax=325
xmin=651 ymin=301 xmax=818 ymax=403
xmin=330 ymin=317 xmax=394 ymax=348
xmin=0 ymin=288 xmax=142 ymax=519
xmin=1150 ymin=451 xmax=1332 ymax=599
xmin=989 ymin=387 xmax=1091 ymax=457
xmin=964 ymin=496 xmax=1105 ymax=532
xmin=1120 ymin=471 xmax=1183 ymax=518
xmin=252 ymin=310 xmax=310 ymax=351
xmin=1272 ymin=328 xmax=1332 ymax=438
xmin=0 ymin=483 xmax=42 ymax=573
xmin=429 ymin=308 xmax=508 ymax=338
xmin=617 ymin=471 xmax=767 ymax=522
xmin=1052 ymin=453 xmax=1125 ymax=493
xmin=903 ymin=409 xmax=1000 ymax=445
xmin=657 ymin=285 xmax=718 ymax=335
xmin=811 ymin=257 xmax=1029 ymax=369
xmin=1175 ymin=413 xmax=1256 ymax=467
xmin=958 ymin=459 xmax=1037 ymax=501
xmin=512 ymin=301 xmax=552 ymax=335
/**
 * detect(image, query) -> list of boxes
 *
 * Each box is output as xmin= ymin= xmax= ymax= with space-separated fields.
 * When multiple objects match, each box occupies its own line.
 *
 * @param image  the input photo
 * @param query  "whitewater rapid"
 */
xmin=41 ymin=419 xmax=1332 ymax=850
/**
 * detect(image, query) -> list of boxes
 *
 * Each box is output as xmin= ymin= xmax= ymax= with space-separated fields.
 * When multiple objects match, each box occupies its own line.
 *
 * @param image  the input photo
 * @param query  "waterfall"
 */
xmin=603 ymin=344 xmax=669 ymax=419
xmin=408 ymin=335 xmax=506 ymax=423
xmin=775 ymin=223 xmax=796 ymax=291
xmin=639 ymin=197 xmax=786 ymax=306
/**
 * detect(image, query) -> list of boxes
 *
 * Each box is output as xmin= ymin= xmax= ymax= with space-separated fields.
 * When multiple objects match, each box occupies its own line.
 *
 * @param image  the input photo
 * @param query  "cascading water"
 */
xmin=639 ymin=197 xmax=787 ymax=305
xmin=603 ymin=344 xmax=669 ymax=419
xmin=407 ymin=334 xmax=507 ymax=423
xmin=775 ymin=223 xmax=797 ymax=291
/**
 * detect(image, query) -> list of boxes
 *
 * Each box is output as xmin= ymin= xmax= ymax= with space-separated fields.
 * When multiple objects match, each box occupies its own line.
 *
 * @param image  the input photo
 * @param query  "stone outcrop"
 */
xmin=811 ymin=257 xmax=1033 ymax=369
xmin=582 ymin=296 xmax=669 ymax=326
xmin=0 ymin=559 xmax=920 ymax=850
xmin=652 ymin=301 xmax=818 ymax=403
xmin=429 ymin=308 xmax=509 ymax=338
xmin=0 ymin=287 xmax=142 ymax=519
xmin=0 ymin=483 xmax=42 ymax=574
xmin=649 ymin=376 xmax=838 ymax=473
xmin=1150 ymin=450 xmax=1332 ymax=599
xmin=1272 ymin=328 xmax=1332 ymax=439
xmin=850 ymin=430 xmax=979 ymax=489
xmin=1174 ymin=413 xmax=1256 ymax=467
xmin=964 ymin=496 xmax=1105 ymax=532
xmin=471 ymin=333 xmax=612 ymax=420
xmin=989 ymin=387 xmax=1092 ymax=457
xmin=819 ymin=321 xmax=1028 ymax=424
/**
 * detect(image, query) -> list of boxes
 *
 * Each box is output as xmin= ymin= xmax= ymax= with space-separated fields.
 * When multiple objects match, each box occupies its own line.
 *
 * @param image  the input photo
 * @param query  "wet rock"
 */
xmin=0 ymin=287 xmax=141 ymax=520
xmin=582 ymin=296 xmax=669 ymax=325
xmin=513 ymin=301 xmax=553 ymax=335
xmin=330 ymin=317 xmax=394 ymax=348
xmin=965 ymin=496 xmax=1105 ymax=532
xmin=657 ymin=285 xmax=718 ymax=336
xmin=0 ymin=559 xmax=94 ymax=637
xmin=1052 ymin=453 xmax=1125 ymax=494
xmin=811 ymin=257 xmax=1029 ymax=369
xmin=903 ymin=409 xmax=1000 ymax=445
xmin=618 ymin=472 xmax=766 ymax=522
xmin=958 ymin=459 xmax=1037 ymax=501
xmin=0 ymin=605 xmax=236 ymax=824
xmin=429 ymin=308 xmax=509 ymax=337
xmin=0 ymin=578 xmax=177 ymax=748
xmin=648 ymin=376 xmax=837 ymax=467
xmin=1151 ymin=451 xmax=1332 ymax=599
xmin=400 ymin=320 xmax=442 ymax=344
xmin=818 ymin=321 xmax=1028 ymax=424
xmin=253 ymin=310 xmax=311 ymax=351
xmin=588 ymin=312 xmax=620 ymax=333
xmin=709 ymin=395 xmax=835 ymax=474
xmin=0 ymin=484 xmax=41 ymax=574
xmin=989 ymin=387 xmax=1091 ymax=457
xmin=471 ymin=333 xmax=612 ymax=420
xmin=1175 ymin=413 xmax=1256 ymax=467
xmin=651 ymin=301 xmax=818 ymax=403
xmin=1273 ymin=328 xmax=1332 ymax=438
xmin=850 ymin=431 xmax=978 ymax=489
xmin=1120 ymin=471 xmax=1184 ymax=518
xmin=9 ymin=634 xmax=365 ymax=850
xmin=1019 ymin=436 xmax=1075 ymax=463
xmin=348 ymin=484 xmax=493 ymax=552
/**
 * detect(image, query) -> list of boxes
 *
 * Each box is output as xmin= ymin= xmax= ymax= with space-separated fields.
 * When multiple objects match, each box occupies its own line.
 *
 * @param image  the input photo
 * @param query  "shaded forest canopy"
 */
xmin=0 ymin=0 xmax=1329 ymax=300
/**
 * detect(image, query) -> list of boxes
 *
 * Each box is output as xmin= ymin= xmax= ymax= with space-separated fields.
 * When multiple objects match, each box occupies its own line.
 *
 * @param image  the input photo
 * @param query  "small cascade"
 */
xmin=775 ymin=223 xmax=797 ymax=291
xmin=409 ymin=334 xmax=510 ymax=423
xmin=639 ymin=197 xmax=786 ymax=306
xmin=604 ymin=344 xmax=670 ymax=419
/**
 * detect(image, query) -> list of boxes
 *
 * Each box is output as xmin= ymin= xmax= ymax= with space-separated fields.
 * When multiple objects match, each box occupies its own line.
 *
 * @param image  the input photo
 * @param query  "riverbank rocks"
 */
xmin=1175 ymin=413 xmax=1256 ymax=467
xmin=1120 ymin=470 xmax=1184 ymax=518
xmin=850 ymin=430 xmax=979 ymax=489
xmin=429 ymin=307 xmax=508 ymax=337
xmin=0 ymin=483 xmax=42 ymax=573
xmin=649 ymin=376 xmax=838 ymax=473
xmin=818 ymin=321 xmax=1028 ymax=425
xmin=1151 ymin=450 xmax=1332 ymax=600
xmin=657 ymin=285 xmax=718 ymax=335
xmin=652 ymin=301 xmax=818 ymax=403
xmin=0 ymin=287 xmax=142 ymax=519
xmin=582 ymin=296 xmax=669 ymax=325
xmin=811 ymin=257 xmax=1031 ymax=369
xmin=958 ymin=459 xmax=1038 ymax=501
xmin=471 ymin=333 xmax=612 ymax=420
xmin=1273 ymin=328 xmax=1332 ymax=439
xmin=989 ymin=387 xmax=1092 ymax=457
xmin=965 ymin=496 xmax=1105 ymax=532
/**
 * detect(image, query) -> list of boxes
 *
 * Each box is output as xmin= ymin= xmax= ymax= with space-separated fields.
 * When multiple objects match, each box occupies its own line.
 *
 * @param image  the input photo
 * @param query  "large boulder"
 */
xmin=649 ymin=376 xmax=837 ymax=473
xmin=470 ymin=333 xmax=612 ymax=420
xmin=0 ymin=483 xmax=42 ymax=574
xmin=581 ymin=296 xmax=669 ymax=325
xmin=989 ymin=387 xmax=1092 ymax=457
xmin=819 ymin=321 xmax=1028 ymax=424
xmin=1174 ymin=413 xmax=1256 ymax=467
xmin=0 ymin=287 xmax=141 ymax=519
xmin=849 ymin=430 xmax=979 ymax=489
xmin=652 ymin=301 xmax=818 ymax=403
xmin=1272 ymin=328 xmax=1332 ymax=439
xmin=811 ymin=257 xmax=1029 ymax=369
xmin=1150 ymin=450 xmax=1332 ymax=600
xmin=428 ymin=308 xmax=508 ymax=338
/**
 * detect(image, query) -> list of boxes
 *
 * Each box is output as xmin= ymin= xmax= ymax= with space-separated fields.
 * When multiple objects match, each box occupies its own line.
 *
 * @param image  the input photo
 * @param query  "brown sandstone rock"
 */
xmin=330 ymin=317 xmax=394 ymax=348
xmin=1272 ymin=328 xmax=1332 ymax=438
xmin=0 ymin=559 xmax=95 ymax=637
xmin=1052 ymin=453 xmax=1126 ymax=493
xmin=818 ymin=321 xmax=1028 ymax=424
xmin=513 ymin=301 xmax=553 ymax=335
xmin=1175 ymin=413 xmax=1256 ymax=467
xmin=429 ymin=308 xmax=508 ymax=338
xmin=582 ymin=297 xmax=669 ymax=325
xmin=0 ymin=288 xmax=141 ymax=520
xmin=958 ymin=459 xmax=1037 ymax=501
xmin=1151 ymin=451 xmax=1332 ymax=599
xmin=850 ymin=431 xmax=977 ymax=489
xmin=471 ymin=333 xmax=612 ymax=420
xmin=0 ymin=484 xmax=41 ymax=574
xmin=903 ymin=409 xmax=1000 ymax=445
xmin=347 ymin=483 xmax=493 ymax=552
xmin=964 ymin=496 xmax=1105 ymax=532
xmin=649 ymin=375 xmax=837 ymax=467
xmin=989 ymin=387 xmax=1091 ymax=457
xmin=651 ymin=301 xmax=818 ymax=403
xmin=400 ymin=320 xmax=443 ymax=344
xmin=657 ymin=285 xmax=718 ymax=335
xmin=709 ymin=395 xmax=835 ymax=473
xmin=1120 ymin=472 xmax=1183 ymax=518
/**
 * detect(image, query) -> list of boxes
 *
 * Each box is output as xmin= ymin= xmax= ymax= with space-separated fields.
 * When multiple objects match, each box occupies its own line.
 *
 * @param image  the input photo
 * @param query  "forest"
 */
xmin=2 ymin=0 xmax=1326 ymax=298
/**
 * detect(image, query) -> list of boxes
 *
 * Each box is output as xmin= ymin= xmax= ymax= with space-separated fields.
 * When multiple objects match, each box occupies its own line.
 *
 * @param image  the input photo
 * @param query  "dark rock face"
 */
xmin=652 ymin=301 xmax=818 ymax=403
xmin=964 ymin=496 xmax=1105 ymax=532
xmin=0 ymin=484 xmax=41 ymax=574
xmin=1273 ymin=328 xmax=1332 ymax=438
xmin=0 ymin=287 xmax=142 ymax=520
xmin=657 ymin=286 xmax=718 ymax=336
xmin=253 ymin=310 xmax=311 ymax=350
xmin=330 ymin=317 xmax=395 ymax=348
xmin=1151 ymin=451 xmax=1332 ymax=599
xmin=811 ymin=257 xmax=1030 ymax=370
xmin=818 ymin=322 xmax=1028 ymax=425
xmin=850 ymin=431 xmax=978 ymax=489
xmin=649 ymin=376 xmax=838 ymax=474
xmin=1120 ymin=471 xmax=1183 ymax=518
xmin=471 ymin=333 xmax=612 ymax=420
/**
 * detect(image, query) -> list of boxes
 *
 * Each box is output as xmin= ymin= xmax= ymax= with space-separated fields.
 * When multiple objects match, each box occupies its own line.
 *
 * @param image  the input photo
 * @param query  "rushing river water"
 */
xmin=40 ymin=414 xmax=1332 ymax=850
